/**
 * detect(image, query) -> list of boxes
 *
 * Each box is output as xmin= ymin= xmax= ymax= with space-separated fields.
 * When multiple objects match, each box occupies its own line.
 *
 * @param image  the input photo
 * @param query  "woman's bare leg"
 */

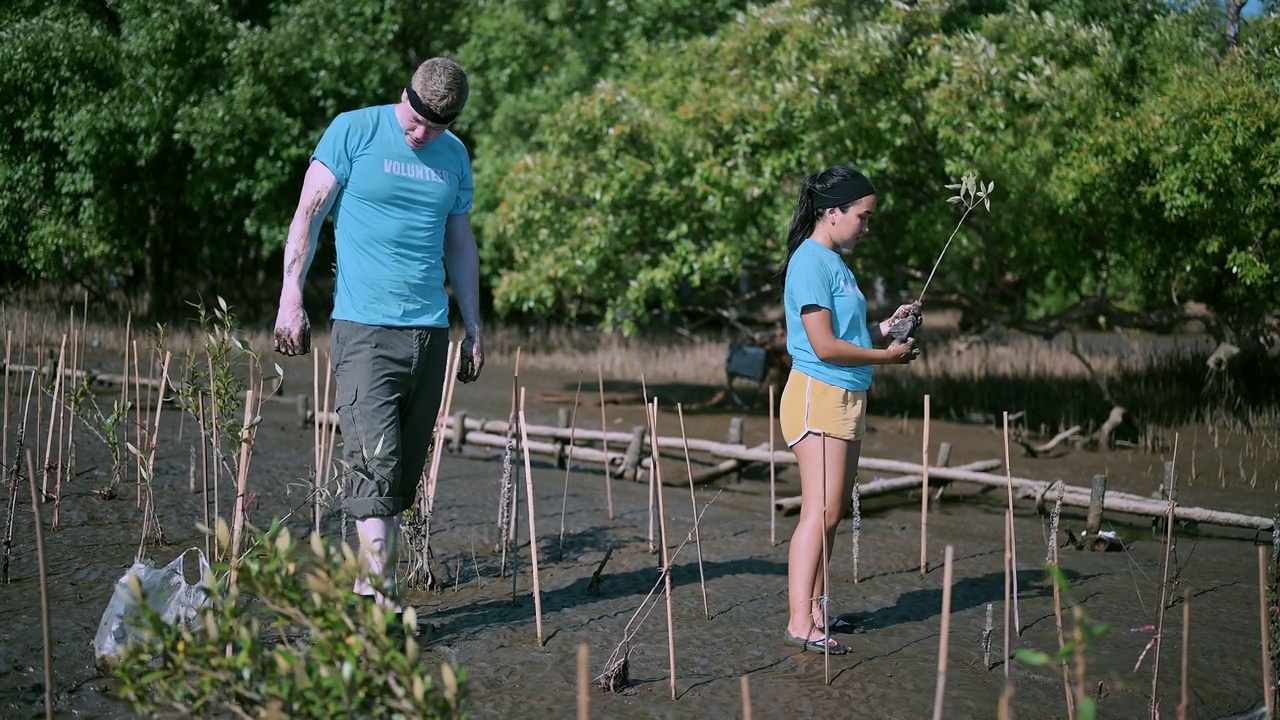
xmin=786 ymin=433 xmax=854 ymax=640
xmin=811 ymin=439 xmax=859 ymax=627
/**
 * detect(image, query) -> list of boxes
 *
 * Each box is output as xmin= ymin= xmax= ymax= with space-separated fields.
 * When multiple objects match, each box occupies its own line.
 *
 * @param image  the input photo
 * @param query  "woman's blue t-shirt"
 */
xmin=783 ymin=239 xmax=873 ymax=392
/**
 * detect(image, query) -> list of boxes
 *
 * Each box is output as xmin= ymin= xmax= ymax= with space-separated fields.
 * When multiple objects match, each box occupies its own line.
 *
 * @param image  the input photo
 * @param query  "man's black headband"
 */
xmin=404 ymin=85 xmax=459 ymax=126
xmin=812 ymin=174 xmax=876 ymax=210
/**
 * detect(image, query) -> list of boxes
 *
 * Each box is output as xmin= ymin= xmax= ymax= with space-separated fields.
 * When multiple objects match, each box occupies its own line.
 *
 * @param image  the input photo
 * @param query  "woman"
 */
xmin=779 ymin=165 xmax=920 ymax=653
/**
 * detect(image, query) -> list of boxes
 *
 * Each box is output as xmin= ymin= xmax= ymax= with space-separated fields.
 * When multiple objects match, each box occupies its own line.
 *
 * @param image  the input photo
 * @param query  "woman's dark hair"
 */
xmin=778 ymin=165 xmax=875 ymax=288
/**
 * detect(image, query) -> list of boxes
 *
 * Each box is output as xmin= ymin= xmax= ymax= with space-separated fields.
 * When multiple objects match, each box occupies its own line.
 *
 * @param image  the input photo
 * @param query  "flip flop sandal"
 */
xmin=826 ymin=616 xmax=859 ymax=633
xmin=783 ymin=632 xmax=850 ymax=655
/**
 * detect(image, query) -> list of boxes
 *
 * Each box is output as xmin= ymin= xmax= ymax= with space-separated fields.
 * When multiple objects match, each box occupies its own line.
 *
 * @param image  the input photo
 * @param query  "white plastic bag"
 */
xmin=93 ymin=547 xmax=212 ymax=668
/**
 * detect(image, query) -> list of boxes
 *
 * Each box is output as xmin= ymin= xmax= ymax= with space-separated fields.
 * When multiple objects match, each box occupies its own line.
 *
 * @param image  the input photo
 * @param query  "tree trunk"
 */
xmin=1226 ymin=0 xmax=1247 ymax=52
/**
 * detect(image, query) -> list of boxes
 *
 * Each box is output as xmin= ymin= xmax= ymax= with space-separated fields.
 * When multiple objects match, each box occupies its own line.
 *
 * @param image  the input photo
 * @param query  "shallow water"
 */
xmin=0 ymin=355 xmax=1275 ymax=719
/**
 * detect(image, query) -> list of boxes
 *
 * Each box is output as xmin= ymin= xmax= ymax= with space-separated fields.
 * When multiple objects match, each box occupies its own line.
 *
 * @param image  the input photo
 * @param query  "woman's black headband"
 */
xmin=404 ymin=85 xmax=460 ymax=126
xmin=812 ymin=174 xmax=876 ymax=210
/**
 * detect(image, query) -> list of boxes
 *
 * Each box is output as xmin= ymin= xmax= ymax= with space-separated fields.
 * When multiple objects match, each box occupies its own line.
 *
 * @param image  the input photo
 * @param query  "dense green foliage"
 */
xmin=2 ymin=0 xmax=1276 ymax=342
xmin=113 ymin=521 xmax=466 ymax=718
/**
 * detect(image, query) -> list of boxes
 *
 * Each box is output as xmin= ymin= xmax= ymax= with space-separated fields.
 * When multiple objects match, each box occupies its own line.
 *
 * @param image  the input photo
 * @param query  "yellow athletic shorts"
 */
xmin=778 ymin=369 xmax=867 ymax=446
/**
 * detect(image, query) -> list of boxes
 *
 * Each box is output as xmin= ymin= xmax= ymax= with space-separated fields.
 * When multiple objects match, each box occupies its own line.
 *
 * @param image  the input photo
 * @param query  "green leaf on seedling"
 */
xmin=1014 ymin=648 xmax=1052 ymax=666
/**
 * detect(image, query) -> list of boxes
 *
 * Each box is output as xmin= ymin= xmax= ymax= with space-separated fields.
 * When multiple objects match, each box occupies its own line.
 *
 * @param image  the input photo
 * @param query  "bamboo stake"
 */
xmin=425 ymin=341 xmax=461 ymax=517
xmin=26 ymin=440 xmax=54 ymax=720
xmin=517 ymin=387 xmax=545 ymax=646
xmin=207 ymin=353 xmax=222 ymax=556
xmin=32 ymin=342 xmax=43 ymax=502
xmin=118 ymin=316 xmax=130 ymax=499
xmin=133 ymin=339 xmax=143 ymax=508
xmin=851 ymin=472 xmax=862 ymax=584
xmin=577 ymin=643 xmax=590 ymax=720
xmin=676 ymin=403 xmax=709 ymax=619
xmin=3 ymin=330 xmax=11 ymax=466
xmin=54 ymin=322 xmax=68 ymax=526
xmin=641 ymin=376 xmax=654 ymax=555
xmin=198 ymin=393 xmax=211 ymax=558
xmin=41 ymin=335 xmax=67 ymax=502
xmin=1177 ymin=591 xmax=1190 ymax=720
xmin=821 ymin=430 xmax=830 ymax=685
xmin=1050 ymin=485 xmax=1076 ymax=720
xmin=921 ymin=394 xmax=931 ymax=575
xmin=598 ymin=363 xmax=614 ymax=520
xmin=1002 ymin=412 xmax=1022 ymax=635
xmin=58 ymin=308 xmax=78 ymax=524
xmin=228 ymin=390 xmax=258 ymax=590
xmin=498 ymin=348 xmax=520 ymax=577
xmin=1261 ymin=545 xmax=1275 ymax=720
xmin=2 ymin=372 xmax=38 ymax=585
xmin=741 ymin=675 xmax=753 ymax=720
xmin=648 ymin=397 xmax=678 ymax=700
xmin=313 ymin=352 xmax=321 ymax=533
xmin=1151 ymin=434 xmax=1180 ymax=718
xmin=768 ymin=384 xmax=777 ymax=546
xmin=931 ymin=544 xmax=955 ymax=720
xmin=322 ymin=393 xmax=339 ymax=514
xmin=997 ymin=682 xmax=1015 ymax=720
xmin=319 ymin=351 xmax=334 ymax=528
xmin=558 ymin=371 xmax=584 ymax=561
xmin=1004 ymin=507 xmax=1012 ymax=682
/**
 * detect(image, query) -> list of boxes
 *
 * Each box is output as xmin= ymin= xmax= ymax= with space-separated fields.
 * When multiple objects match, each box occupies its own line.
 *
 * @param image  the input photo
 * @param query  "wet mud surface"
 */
xmin=1 ymin=354 xmax=1276 ymax=719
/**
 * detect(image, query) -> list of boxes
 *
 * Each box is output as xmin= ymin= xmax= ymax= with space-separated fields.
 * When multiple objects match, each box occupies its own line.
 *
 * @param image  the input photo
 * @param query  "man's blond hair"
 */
xmin=409 ymin=57 xmax=468 ymax=119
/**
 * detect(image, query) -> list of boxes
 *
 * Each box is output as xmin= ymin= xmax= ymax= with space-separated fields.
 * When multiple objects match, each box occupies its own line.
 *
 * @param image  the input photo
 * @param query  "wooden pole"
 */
xmin=558 ymin=372 xmax=584 ymax=561
xmin=517 ymin=388 xmax=545 ymax=646
xmin=920 ymin=394 xmax=931 ymax=575
xmin=821 ymin=430 xmax=830 ymax=685
xmin=677 ymin=403 xmax=709 ymax=619
xmin=312 ymin=352 xmax=321 ymax=531
xmin=424 ymin=342 xmax=461 ymax=517
xmin=931 ymin=544 xmax=954 ymax=720
xmin=1002 ymin=412 xmax=1022 ymax=636
xmin=1261 ymin=545 xmax=1275 ymax=720
xmin=1086 ymin=474 xmax=1107 ymax=536
xmin=198 ymin=393 xmax=211 ymax=559
xmin=598 ymin=363 xmax=614 ymax=520
xmin=228 ymin=390 xmax=258 ymax=590
xmin=1051 ymin=485 xmax=1076 ymax=720
xmin=768 ymin=385 xmax=778 ymax=546
xmin=1152 ymin=434 xmax=1180 ymax=715
xmin=577 ymin=643 xmax=590 ymax=720
xmin=1003 ymin=507 xmax=1012 ymax=682
xmin=726 ymin=417 xmax=745 ymax=483
xmin=3 ymin=330 xmax=11 ymax=469
xmin=1177 ymin=592 xmax=1190 ymax=720
xmin=26 ymin=443 xmax=53 ymax=720
xmin=498 ymin=348 xmax=520 ymax=577
xmin=40 ymin=335 xmax=67 ymax=502
xmin=741 ymin=675 xmax=753 ymax=720
xmin=648 ymin=398 xmax=678 ymax=700
xmin=851 ymin=470 xmax=862 ymax=584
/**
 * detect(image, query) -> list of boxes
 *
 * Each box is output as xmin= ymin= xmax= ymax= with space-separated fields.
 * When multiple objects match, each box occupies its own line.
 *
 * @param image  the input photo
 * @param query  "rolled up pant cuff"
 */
xmin=343 ymin=496 xmax=408 ymax=519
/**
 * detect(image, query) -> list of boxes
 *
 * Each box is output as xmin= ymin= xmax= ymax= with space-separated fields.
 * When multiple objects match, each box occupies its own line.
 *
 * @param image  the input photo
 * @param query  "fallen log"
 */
xmin=689 ymin=443 xmax=771 ymax=485
xmin=774 ymin=459 xmax=1004 ymax=514
xmin=310 ymin=410 xmax=1274 ymax=532
xmin=1016 ymin=425 xmax=1083 ymax=457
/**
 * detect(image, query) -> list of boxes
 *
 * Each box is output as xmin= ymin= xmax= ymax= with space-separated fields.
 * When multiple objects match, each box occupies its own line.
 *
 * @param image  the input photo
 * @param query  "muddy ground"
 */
xmin=0 ymin=352 xmax=1276 ymax=719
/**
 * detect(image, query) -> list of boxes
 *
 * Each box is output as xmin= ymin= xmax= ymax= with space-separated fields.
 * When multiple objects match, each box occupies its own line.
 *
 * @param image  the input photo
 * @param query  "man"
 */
xmin=273 ymin=57 xmax=484 ymax=625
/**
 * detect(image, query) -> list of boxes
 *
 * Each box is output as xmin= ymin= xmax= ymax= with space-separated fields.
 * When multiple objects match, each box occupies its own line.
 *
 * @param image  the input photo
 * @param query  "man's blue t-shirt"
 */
xmin=312 ymin=105 xmax=474 ymax=328
xmin=784 ymin=239 xmax=874 ymax=392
